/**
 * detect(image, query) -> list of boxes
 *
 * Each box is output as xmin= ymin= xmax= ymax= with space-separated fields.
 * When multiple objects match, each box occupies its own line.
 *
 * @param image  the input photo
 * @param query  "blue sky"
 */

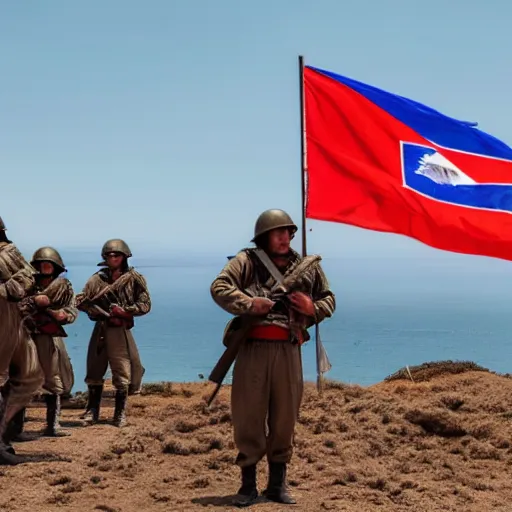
xmin=2 ymin=1 xmax=512 ymax=267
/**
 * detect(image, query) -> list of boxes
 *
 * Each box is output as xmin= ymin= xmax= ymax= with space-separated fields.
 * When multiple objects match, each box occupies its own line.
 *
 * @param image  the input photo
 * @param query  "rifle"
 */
xmin=22 ymin=310 xmax=68 ymax=337
xmin=206 ymin=253 xmax=322 ymax=407
xmin=75 ymin=270 xmax=137 ymax=316
xmin=76 ymin=293 xmax=111 ymax=315
xmin=18 ymin=277 xmax=77 ymax=336
xmin=88 ymin=303 xmax=111 ymax=319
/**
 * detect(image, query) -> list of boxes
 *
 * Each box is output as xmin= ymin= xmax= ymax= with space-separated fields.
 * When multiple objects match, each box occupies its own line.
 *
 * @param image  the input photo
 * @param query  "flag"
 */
xmin=315 ymin=323 xmax=331 ymax=394
xmin=304 ymin=65 xmax=512 ymax=261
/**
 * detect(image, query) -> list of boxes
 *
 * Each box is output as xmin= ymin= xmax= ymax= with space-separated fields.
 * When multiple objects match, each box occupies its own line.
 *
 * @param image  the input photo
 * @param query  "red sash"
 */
xmin=247 ymin=325 xmax=290 ymax=341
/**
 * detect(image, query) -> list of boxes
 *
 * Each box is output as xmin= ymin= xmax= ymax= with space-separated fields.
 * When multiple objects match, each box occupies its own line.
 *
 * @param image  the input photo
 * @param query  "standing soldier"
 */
xmin=210 ymin=209 xmax=336 ymax=506
xmin=13 ymin=247 xmax=77 ymax=438
xmin=76 ymin=239 xmax=150 ymax=427
xmin=0 ymin=217 xmax=43 ymax=464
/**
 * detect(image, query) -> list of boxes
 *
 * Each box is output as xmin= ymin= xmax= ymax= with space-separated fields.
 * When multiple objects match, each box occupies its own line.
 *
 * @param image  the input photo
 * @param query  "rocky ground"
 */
xmin=2 ymin=361 xmax=512 ymax=511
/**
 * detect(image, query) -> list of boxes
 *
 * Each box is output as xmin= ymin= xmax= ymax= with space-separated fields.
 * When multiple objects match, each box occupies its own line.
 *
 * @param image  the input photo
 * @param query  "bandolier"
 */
xmin=14 ymin=247 xmax=77 ymax=438
xmin=0 ymin=217 xmax=44 ymax=464
xmin=77 ymin=239 xmax=150 ymax=427
xmin=210 ymin=209 xmax=336 ymax=506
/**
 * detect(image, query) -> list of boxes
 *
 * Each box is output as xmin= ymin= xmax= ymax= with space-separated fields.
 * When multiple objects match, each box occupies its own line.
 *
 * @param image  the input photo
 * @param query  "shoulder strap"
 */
xmin=253 ymin=248 xmax=284 ymax=292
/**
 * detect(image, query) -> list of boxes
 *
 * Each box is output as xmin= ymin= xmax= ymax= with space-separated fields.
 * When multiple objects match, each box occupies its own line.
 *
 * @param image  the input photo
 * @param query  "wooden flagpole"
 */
xmin=298 ymin=55 xmax=331 ymax=395
xmin=298 ymin=55 xmax=308 ymax=258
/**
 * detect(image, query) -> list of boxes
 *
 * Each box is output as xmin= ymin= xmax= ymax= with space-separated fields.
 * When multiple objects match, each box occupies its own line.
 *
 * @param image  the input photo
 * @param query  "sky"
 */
xmin=2 ymin=1 xmax=512 ymax=271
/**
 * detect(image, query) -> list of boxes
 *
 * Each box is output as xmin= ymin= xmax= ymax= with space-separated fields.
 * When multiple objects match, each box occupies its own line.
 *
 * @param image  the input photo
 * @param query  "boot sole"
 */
xmin=42 ymin=432 xmax=71 ymax=437
xmin=262 ymin=491 xmax=296 ymax=504
xmin=233 ymin=491 xmax=259 ymax=507
xmin=0 ymin=451 xmax=25 ymax=466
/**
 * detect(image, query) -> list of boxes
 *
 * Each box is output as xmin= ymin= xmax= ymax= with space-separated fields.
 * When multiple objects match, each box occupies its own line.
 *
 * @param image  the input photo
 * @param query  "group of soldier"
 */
xmin=0 ymin=208 xmax=335 ymax=507
xmin=0 ymin=217 xmax=151 ymax=467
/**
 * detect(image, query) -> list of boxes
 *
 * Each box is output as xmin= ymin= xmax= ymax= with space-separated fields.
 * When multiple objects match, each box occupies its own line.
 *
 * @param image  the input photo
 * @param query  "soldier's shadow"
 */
xmin=191 ymin=495 xmax=267 ymax=507
xmin=4 ymin=452 xmax=73 ymax=465
xmin=59 ymin=419 xmax=89 ymax=428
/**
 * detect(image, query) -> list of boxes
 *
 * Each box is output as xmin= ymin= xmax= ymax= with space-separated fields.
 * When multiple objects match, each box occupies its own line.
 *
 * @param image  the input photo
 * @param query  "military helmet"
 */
xmin=31 ymin=246 xmax=66 ymax=271
xmin=252 ymin=209 xmax=298 ymax=242
xmin=101 ymin=239 xmax=132 ymax=258
xmin=98 ymin=239 xmax=132 ymax=265
xmin=0 ymin=217 xmax=5 ymax=231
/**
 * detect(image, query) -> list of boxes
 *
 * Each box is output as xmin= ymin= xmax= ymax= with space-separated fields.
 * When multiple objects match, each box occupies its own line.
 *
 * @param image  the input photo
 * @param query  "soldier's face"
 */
xmin=267 ymin=228 xmax=291 ymax=255
xmin=40 ymin=261 xmax=54 ymax=275
xmin=106 ymin=252 xmax=123 ymax=270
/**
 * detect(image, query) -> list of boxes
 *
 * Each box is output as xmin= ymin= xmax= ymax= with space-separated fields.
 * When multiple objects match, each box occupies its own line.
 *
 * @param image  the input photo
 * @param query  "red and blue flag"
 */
xmin=304 ymin=65 xmax=512 ymax=260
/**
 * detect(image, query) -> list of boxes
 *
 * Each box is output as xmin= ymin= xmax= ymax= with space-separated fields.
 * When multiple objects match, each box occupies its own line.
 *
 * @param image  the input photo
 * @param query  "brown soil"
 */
xmin=2 ymin=361 xmax=512 ymax=511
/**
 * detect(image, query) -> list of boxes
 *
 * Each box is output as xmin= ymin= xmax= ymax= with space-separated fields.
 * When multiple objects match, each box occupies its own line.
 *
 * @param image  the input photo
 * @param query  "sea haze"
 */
xmin=29 ymin=248 xmax=512 ymax=392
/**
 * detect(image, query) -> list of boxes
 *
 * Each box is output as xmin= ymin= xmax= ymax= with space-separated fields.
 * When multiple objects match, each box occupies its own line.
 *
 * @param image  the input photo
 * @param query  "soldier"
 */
xmin=12 ymin=247 xmax=77 ymax=438
xmin=210 ymin=209 xmax=335 ymax=506
xmin=0 ymin=217 xmax=44 ymax=464
xmin=76 ymin=239 xmax=150 ymax=427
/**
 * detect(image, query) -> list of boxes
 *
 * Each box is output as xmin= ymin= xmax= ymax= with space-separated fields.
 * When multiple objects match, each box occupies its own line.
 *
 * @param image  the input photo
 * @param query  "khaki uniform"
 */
xmin=77 ymin=262 xmax=150 ymax=427
xmin=211 ymin=221 xmax=335 ymax=507
xmin=85 ymin=322 xmax=144 ymax=392
xmin=0 ymin=241 xmax=43 ymax=451
xmin=7 ymin=249 xmax=79 ymax=439
xmin=79 ymin=267 xmax=150 ymax=394
xmin=0 ymin=328 xmax=42 ymax=409
xmin=54 ymin=337 xmax=74 ymax=397
xmin=211 ymin=247 xmax=335 ymax=468
xmin=20 ymin=276 xmax=78 ymax=396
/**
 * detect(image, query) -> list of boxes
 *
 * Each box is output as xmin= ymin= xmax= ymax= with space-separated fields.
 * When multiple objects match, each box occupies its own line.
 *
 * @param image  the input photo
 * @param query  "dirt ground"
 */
xmin=2 ymin=361 xmax=512 ymax=511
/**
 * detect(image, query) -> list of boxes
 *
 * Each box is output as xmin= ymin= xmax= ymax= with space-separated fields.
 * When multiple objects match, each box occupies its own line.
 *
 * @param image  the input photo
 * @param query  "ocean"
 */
xmin=54 ymin=249 xmax=512 ymax=393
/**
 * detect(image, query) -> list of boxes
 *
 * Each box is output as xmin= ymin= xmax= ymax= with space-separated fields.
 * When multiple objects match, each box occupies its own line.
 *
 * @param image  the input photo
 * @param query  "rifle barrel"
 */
xmin=206 ymin=383 xmax=221 ymax=408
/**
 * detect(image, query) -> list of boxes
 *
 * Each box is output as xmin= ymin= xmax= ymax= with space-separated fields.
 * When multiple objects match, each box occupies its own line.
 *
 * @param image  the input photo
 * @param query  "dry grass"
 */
xmin=3 ymin=361 xmax=512 ymax=511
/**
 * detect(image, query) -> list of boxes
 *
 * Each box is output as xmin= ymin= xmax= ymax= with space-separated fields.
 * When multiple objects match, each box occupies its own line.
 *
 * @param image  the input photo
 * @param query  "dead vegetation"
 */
xmin=2 ymin=361 xmax=512 ymax=511
xmin=384 ymin=360 xmax=492 ymax=382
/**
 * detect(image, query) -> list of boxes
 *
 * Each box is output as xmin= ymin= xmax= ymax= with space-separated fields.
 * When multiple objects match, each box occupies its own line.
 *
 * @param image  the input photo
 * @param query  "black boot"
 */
xmin=0 ymin=439 xmax=22 ymax=465
xmin=9 ymin=408 xmax=38 ymax=442
xmin=263 ymin=462 xmax=296 ymax=504
xmin=5 ymin=409 xmax=34 ymax=443
xmin=43 ymin=395 xmax=70 ymax=437
xmin=79 ymin=391 xmax=91 ymax=419
xmin=113 ymin=388 xmax=127 ymax=427
xmin=81 ymin=385 xmax=103 ymax=424
xmin=233 ymin=464 xmax=258 ymax=507
xmin=79 ymin=385 xmax=95 ymax=419
xmin=0 ymin=394 xmax=24 ymax=465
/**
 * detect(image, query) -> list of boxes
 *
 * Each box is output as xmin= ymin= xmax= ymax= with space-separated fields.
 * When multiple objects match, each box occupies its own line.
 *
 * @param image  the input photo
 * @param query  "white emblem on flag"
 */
xmin=415 ymin=151 xmax=476 ymax=185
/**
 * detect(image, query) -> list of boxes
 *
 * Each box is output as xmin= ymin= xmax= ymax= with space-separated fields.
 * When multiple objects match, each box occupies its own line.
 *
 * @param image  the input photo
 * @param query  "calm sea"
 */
xmin=53 ymin=249 xmax=512 ymax=393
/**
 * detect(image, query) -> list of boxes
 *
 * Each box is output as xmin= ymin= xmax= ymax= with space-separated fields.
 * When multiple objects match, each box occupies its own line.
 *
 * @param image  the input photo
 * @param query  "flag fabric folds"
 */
xmin=304 ymin=65 xmax=512 ymax=261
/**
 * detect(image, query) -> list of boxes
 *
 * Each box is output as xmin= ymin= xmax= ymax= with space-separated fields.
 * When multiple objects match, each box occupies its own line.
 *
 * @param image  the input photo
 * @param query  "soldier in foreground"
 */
xmin=76 ymin=239 xmax=150 ymax=427
xmin=0 ymin=217 xmax=43 ymax=464
xmin=12 ymin=247 xmax=77 ymax=438
xmin=210 ymin=209 xmax=336 ymax=506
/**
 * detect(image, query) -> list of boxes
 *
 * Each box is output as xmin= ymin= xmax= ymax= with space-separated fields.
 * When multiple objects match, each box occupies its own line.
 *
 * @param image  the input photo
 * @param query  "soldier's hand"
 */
xmin=289 ymin=292 xmax=315 ymax=317
xmin=49 ymin=309 xmax=67 ymax=322
xmin=34 ymin=294 xmax=50 ymax=308
xmin=249 ymin=297 xmax=275 ymax=315
xmin=111 ymin=305 xmax=132 ymax=319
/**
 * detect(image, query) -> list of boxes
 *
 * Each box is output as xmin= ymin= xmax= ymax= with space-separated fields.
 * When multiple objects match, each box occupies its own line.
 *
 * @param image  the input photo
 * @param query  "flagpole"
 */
xmin=298 ymin=55 xmax=307 ymax=258
xmin=299 ymin=55 xmax=331 ymax=396
xmin=299 ymin=54 xmax=326 ymax=395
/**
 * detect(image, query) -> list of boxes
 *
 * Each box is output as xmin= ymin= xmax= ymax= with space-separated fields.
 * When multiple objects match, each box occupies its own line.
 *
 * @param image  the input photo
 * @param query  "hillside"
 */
xmin=2 ymin=361 xmax=512 ymax=511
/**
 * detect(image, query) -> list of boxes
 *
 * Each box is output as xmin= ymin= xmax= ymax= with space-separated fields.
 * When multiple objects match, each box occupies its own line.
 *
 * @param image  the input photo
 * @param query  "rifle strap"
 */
xmin=253 ymin=249 xmax=284 ymax=292
xmin=253 ymin=248 xmax=307 ymax=344
xmin=90 ymin=269 xmax=133 ymax=303
xmin=255 ymin=249 xmax=332 ymax=388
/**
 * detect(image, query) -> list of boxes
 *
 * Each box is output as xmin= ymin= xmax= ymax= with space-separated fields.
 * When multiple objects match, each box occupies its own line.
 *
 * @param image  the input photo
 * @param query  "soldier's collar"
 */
xmin=98 ymin=266 xmax=132 ymax=279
